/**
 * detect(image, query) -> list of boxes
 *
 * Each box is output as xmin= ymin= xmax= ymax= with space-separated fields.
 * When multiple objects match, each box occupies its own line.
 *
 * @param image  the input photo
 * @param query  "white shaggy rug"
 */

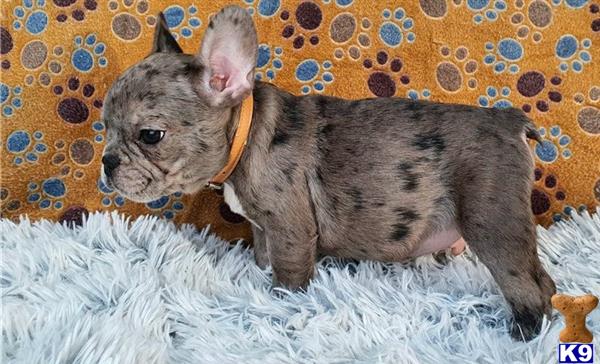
xmin=2 ymin=210 xmax=600 ymax=364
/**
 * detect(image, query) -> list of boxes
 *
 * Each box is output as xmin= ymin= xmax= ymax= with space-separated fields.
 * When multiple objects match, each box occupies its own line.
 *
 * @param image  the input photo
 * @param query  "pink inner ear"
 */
xmin=209 ymin=53 xmax=248 ymax=96
xmin=209 ymin=74 xmax=227 ymax=92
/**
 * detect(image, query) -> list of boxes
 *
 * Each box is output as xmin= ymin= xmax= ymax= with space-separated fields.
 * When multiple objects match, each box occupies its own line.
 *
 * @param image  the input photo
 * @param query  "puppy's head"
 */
xmin=101 ymin=6 xmax=257 ymax=202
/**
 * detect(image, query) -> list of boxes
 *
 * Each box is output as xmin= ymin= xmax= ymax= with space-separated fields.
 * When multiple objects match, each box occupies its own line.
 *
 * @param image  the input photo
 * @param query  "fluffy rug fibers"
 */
xmin=2 ymin=210 xmax=600 ymax=363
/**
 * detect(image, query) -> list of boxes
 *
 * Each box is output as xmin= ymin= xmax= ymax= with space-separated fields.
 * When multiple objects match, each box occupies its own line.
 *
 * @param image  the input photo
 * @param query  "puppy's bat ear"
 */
xmin=195 ymin=6 xmax=258 ymax=108
xmin=151 ymin=12 xmax=183 ymax=54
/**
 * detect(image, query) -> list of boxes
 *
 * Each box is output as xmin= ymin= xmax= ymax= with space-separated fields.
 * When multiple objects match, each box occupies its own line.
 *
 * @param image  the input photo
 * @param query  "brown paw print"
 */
xmin=53 ymin=0 xmax=98 ymax=23
xmin=575 ymin=86 xmax=600 ymax=135
xmin=51 ymin=137 xmax=94 ymax=180
xmin=362 ymin=50 xmax=404 ymax=97
xmin=0 ymin=187 xmax=21 ymax=215
xmin=53 ymin=76 xmax=102 ymax=125
xmin=22 ymin=44 xmax=66 ymax=88
xmin=280 ymin=2 xmax=324 ymax=50
xmin=509 ymin=0 xmax=551 ymax=44
xmin=436 ymin=45 xmax=479 ymax=93
xmin=532 ymin=166 xmax=567 ymax=222
xmin=330 ymin=14 xmax=372 ymax=62
xmin=109 ymin=0 xmax=152 ymax=42
xmin=517 ymin=72 xmax=563 ymax=113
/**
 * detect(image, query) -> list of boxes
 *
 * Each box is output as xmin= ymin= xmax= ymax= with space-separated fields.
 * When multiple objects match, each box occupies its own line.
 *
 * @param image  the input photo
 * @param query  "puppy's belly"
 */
xmin=409 ymin=229 xmax=463 ymax=257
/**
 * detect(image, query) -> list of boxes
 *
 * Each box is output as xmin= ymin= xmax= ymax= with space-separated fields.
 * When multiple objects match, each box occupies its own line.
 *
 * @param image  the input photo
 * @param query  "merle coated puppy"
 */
xmin=100 ymin=6 xmax=556 ymax=340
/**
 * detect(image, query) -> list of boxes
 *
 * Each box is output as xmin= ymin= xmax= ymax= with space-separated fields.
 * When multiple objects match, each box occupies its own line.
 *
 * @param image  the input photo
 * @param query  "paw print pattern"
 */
xmin=1 ymin=84 xmax=24 ymax=118
xmin=478 ymin=86 xmax=513 ymax=109
xmin=13 ymin=0 xmax=49 ymax=35
xmin=517 ymin=72 xmax=563 ymax=114
xmin=575 ymin=87 xmax=600 ymax=135
xmin=71 ymin=34 xmax=107 ymax=73
xmin=483 ymin=39 xmax=524 ymax=74
xmin=160 ymin=5 xmax=201 ymax=40
xmin=535 ymin=125 xmax=572 ymax=163
xmin=53 ymin=0 xmax=99 ymax=23
xmin=91 ymin=120 xmax=106 ymax=143
xmin=98 ymin=178 xmax=126 ymax=208
xmin=330 ymin=12 xmax=372 ymax=62
xmin=5 ymin=130 xmax=48 ymax=166
xmin=280 ymin=2 xmax=324 ymax=50
xmin=1 ymin=187 xmax=21 ymax=214
xmin=465 ymin=0 xmax=508 ymax=24
xmin=255 ymin=44 xmax=284 ymax=81
xmin=109 ymin=0 xmax=152 ymax=41
xmin=555 ymin=35 xmax=592 ymax=73
xmin=49 ymin=137 xmax=90 ymax=180
xmin=295 ymin=59 xmax=334 ymax=94
xmin=378 ymin=7 xmax=415 ymax=48
xmin=52 ymin=76 xmax=103 ymax=124
xmin=436 ymin=45 xmax=479 ymax=93
xmin=509 ymin=1 xmax=552 ymax=43
xmin=27 ymin=177 xmax=67 ymax=210
xmin=22 ymin=44 xmax=67 ymax=88
xmin=362 ymin=50 xmax=404 ymax=97
xmin=406 ymin=88 xmax=432 ymax=100
xmin=531 ymin=166 xmax=567 ymax=222
xmin=146 ymin=192 xmax=185 ymax=220
xmin=245 ymin=0 xmax=282 ymax=18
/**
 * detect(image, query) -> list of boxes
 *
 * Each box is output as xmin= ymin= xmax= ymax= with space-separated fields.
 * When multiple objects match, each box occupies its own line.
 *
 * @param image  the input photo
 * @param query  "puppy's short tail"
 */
xmin=524 ymin=121 xmax=542 ymax=144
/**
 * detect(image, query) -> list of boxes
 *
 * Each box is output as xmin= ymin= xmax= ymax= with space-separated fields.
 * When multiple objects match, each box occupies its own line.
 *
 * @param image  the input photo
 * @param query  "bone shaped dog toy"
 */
xmin=552 ymin=294 xmax=598 ymax=343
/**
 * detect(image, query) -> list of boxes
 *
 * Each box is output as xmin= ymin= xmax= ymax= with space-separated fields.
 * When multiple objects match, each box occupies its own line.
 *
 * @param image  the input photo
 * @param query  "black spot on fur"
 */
xmin=395 ymin=207 xmax=420 ymax=223
xmin=282 ymin=162 xmax=297 ymax=184
xmin=139 ymin=63 xmax=152 ymax=70
xmin=145 ymin=68 xmax=160 ymax=78
xmin=372 ymin=201 xmax=385 ymax=207
xmin=397 ymin=162 xmax=419 ymax=191
xmin=348 ymin=187 xmax=365 ymax=210
xmin=509 ymin=270 xmax=519 ymax=277
xmin=282 ymin=96 xmax=304 ymax=131
xmin=390 ymin=223 xmax=409 ymax=241
xmin=413 ymin=130 xmax=446 ymax=155
xmin=272 ymin=128 xmax=289 ymax=146
xmin=233 ymin=18 xmax=239 ymax=25
xmin=208 ymin=20 xmax=214 ymax=29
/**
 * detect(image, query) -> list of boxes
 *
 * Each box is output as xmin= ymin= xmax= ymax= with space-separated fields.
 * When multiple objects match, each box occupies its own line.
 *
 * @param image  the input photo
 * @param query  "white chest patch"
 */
xmin=223 ymin=183 xmax=262 ymax=230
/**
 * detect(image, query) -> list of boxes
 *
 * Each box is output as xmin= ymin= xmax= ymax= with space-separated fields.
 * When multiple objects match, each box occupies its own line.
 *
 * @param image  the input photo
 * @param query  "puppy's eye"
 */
xmin=139 ymin=129 xmax=165 ymax=145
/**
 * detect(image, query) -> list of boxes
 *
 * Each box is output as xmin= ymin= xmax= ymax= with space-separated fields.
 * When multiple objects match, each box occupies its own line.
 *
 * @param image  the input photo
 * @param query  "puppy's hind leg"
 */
xmin=458 ymin=169 xmax=556 ymax=341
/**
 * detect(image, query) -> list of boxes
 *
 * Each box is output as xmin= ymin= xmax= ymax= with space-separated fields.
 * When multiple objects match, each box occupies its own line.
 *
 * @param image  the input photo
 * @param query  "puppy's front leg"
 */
xmin=251 ymin=225 xmax=269 ymax=269
xmin=267 ymin=226 xmax=317 ymax=290
xmin=263 ymin=196 xmax=318 ymax=290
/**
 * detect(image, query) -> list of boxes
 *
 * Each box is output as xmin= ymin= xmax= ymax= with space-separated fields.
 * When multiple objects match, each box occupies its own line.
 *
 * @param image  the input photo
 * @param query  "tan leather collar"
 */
xmin=207 ymin=94 xmax=254 ymax=189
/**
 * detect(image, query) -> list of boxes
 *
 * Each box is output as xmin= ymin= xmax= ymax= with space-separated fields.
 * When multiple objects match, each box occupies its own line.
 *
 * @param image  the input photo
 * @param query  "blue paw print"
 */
xmin=551 ymin=0 xmax=589 ymax=9
xmin=6 ymin=130 xmax=48 ymax=166
xmin=478 ymin=86 xmax=513 ymax=109
xmin=535 ymin=125 xmax=572 ymax=163
xmin=1 ymin=83 xmax=24 ymax=118
xmin=555 ymin=35 xmax=592 ymax=73
xmin=407 ymin=89 xmax=431 ymax=100
xmin=98 ymin=178 xmax=126 ymax=208
xmin=72 ymin=34 xmax=107 ymax=73
xmin=296 ymin=59 xmax=334 ymax=94
xmin=146 ymin=192 xmax=185 ymax=220
xmin=244 ymin=0 xmax=281 ymax=17
xmin=91 ymin=120 xmax=106 ymax=144
xmin=27 ymin=177 xmax=66 ymax=210
xmin=467 ymin=0 xmax=507 ymax=24
xmin=379 ymin=7 xmax=415 ymax=47
xmin=483 ymin=39 xmax=523 ymax=74
xmin=163 ymin=5 xmax=201 ymax=39
xmin=255 ymin=44 xmax=284 ymax=81
xmin=13 ymin=0 xmax=48 ymax=35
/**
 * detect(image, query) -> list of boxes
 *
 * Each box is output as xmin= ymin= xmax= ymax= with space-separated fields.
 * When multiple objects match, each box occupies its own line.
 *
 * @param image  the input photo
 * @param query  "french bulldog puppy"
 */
xmin=100 ymin=6 xmax=556 ymax=340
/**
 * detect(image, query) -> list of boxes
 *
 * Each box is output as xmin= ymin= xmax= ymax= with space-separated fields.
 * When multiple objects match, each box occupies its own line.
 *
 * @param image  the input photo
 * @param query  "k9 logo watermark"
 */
xmin=558 ymin=344 xmax=594 ymax=364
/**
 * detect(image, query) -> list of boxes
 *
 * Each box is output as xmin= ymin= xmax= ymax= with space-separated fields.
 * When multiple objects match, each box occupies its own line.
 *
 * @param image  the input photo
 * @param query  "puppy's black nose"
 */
xmin=102 ymin=154 xmax=121 ymax=177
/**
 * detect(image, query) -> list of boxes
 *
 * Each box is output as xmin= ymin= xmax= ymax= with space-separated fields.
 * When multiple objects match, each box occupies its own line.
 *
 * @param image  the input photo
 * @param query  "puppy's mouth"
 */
xmin=105 ymin=175 xmax=160 ymax=203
